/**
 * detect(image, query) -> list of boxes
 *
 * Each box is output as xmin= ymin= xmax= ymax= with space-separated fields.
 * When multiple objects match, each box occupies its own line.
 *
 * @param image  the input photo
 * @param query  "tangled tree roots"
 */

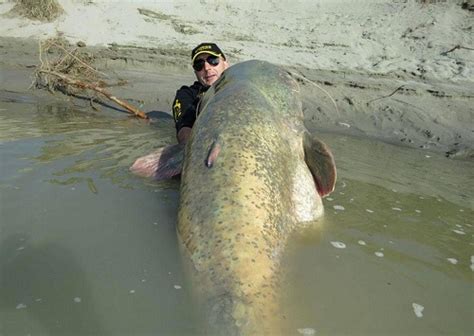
xmin=10 ymin=0 xmax=64 ymax=22
xmin=33 ymin=37 xmax=148 ymax=119
xmin=35 ymin=37 xmax=96 ymax=90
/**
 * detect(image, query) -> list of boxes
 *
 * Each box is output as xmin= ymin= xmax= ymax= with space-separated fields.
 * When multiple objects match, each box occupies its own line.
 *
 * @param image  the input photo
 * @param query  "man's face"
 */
xmin=193 ymin=53 xmax=229 ymax=87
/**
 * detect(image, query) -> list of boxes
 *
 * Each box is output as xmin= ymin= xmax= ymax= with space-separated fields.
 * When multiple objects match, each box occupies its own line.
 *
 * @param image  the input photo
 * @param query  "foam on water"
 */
xmin=331 ymin=241 xmax=346 ymax=249
xmin=412 ymin=303 xmax=424 ymax=318
xmin=297 ymin=327 xmax=316 ymax=335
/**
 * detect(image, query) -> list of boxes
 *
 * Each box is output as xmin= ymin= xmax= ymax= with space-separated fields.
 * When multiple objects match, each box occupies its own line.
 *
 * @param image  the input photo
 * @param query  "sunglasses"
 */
xmin=193 ymin=55 xmax=220 ymax=71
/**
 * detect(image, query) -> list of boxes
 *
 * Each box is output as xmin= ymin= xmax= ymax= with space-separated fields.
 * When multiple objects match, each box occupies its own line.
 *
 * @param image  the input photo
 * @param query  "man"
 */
xmin=172 ymin=43 xmax=229 ymax=144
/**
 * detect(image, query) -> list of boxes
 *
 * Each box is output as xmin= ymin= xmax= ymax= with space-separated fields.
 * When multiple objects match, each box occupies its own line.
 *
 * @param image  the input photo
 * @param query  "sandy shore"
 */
xmin=0 ymin=0 xmax=473 ymax=159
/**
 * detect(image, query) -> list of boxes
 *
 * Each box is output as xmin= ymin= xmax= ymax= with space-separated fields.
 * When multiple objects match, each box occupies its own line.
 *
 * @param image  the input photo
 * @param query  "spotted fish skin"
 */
xmin=177 ymin=60 xmax=336 ymax=335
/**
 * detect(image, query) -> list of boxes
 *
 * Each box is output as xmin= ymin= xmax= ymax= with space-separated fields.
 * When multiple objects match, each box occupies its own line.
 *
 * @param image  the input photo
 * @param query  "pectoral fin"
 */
xmin=130 ymin=143 xmax=184 ymax=180
xmin=205 ymin=140 xmax=221 ymax=168
xmin=303 ymin=132 xmax=337 ymax=197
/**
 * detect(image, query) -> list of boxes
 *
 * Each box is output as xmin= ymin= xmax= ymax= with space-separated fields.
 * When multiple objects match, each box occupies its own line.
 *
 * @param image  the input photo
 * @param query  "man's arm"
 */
xmin=172 ymin=84 xmax=200 ymax=144
xmin=177 ymin=126 xmax=192 ymax=144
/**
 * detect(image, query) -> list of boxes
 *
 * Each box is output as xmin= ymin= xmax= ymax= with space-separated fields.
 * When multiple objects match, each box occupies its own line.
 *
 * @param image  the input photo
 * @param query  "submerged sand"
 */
xmin=0 ymin=0 xmax=472 ymax=159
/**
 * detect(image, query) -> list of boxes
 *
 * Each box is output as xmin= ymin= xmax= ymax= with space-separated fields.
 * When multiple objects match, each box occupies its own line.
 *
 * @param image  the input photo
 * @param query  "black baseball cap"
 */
xmin=191 ymin=43 xmax=226 ymax=61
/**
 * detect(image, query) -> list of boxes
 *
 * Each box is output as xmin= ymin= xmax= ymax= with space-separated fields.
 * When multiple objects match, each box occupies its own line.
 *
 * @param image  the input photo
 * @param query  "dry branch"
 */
xmin=39 ymin=70 xmax=148 ymax=119
xmin=366 ymin=85 xmax=405 ymax=106
xmin=34 ymin=38 xmax=148 ymax=119
xmin=440 ymin=44 xmax=474 ymax=56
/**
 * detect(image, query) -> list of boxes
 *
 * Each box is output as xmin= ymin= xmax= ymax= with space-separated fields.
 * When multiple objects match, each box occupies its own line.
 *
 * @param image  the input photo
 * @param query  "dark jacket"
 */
xmin=172 ymin=81 xmax=208 ymax=132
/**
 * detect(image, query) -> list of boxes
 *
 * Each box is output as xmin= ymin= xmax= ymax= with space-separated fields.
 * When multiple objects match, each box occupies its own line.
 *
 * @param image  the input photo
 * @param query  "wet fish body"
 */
xmin=177 ymin=60 xmax=335 ymax=335
xmin=131 ymin=60 xmax=335 ymax=335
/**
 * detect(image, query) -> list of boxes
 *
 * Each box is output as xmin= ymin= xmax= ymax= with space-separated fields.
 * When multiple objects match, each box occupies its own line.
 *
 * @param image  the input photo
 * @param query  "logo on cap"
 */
xmin=197 ymin=45 xmax=212 ymax=52
xmin=191 ymin=43 xmax=225 ymax=61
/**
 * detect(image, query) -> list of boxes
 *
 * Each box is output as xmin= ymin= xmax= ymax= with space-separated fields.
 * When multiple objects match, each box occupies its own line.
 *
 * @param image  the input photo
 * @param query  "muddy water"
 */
xmin=282 ymin=131 xmax=473 ymax=335
xmin=0 ymin=98 xmax=197 ymax=335
xmin=1 ymin=97 xmax=472 ymax=335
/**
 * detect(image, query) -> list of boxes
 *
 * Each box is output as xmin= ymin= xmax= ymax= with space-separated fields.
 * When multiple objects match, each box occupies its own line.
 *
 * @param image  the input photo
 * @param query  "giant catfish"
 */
xmin=131 ymin=60 xmax=336 ymax=335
